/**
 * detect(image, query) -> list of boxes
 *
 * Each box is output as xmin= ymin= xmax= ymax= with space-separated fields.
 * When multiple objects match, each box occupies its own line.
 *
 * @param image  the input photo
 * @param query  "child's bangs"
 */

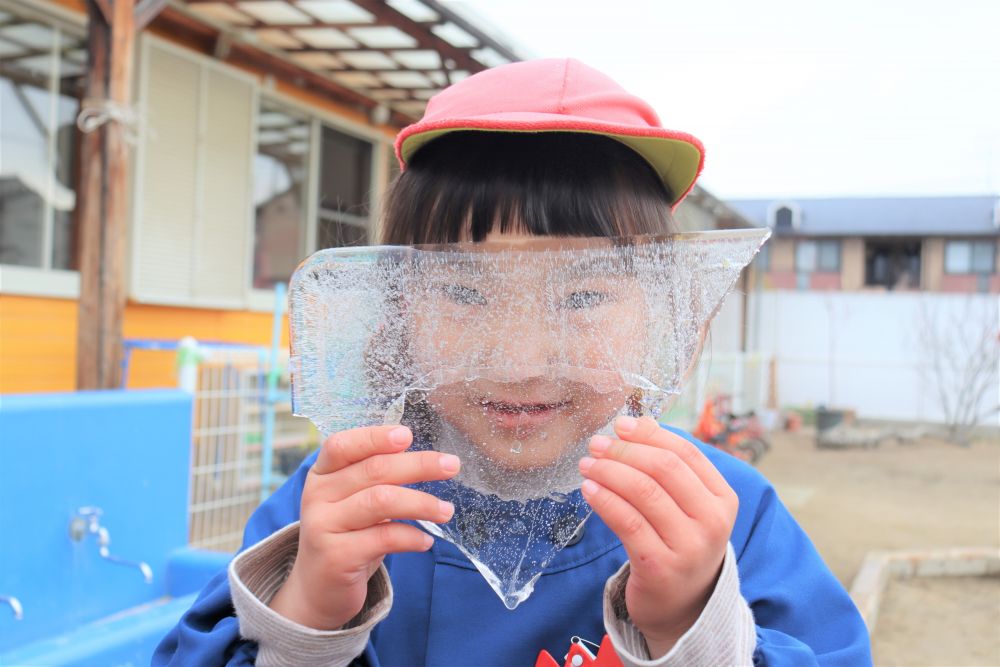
xmin=378 ymin=132 xmax=675 ymax=245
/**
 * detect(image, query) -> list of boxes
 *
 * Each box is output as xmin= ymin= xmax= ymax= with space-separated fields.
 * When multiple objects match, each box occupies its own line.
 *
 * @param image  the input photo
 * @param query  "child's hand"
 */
xmin=579 ymin=416 xmax=738 ymax=658
xmin=269 ymin=425 xmax=459 ymax=630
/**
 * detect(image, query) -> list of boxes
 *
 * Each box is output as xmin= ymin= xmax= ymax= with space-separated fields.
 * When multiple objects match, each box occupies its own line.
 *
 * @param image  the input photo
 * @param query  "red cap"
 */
xmin=395 ymin=58 xmax=705 ymax=208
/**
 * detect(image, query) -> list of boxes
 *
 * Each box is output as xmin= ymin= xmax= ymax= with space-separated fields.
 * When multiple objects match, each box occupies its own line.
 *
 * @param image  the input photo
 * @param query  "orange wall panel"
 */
xmin=1 ymin=296 xmax=290 ymax=393
xmin=0 ymin=295 xmax=79 ymax=394
xmin=122 ymin=305 xmax=290 ymax=390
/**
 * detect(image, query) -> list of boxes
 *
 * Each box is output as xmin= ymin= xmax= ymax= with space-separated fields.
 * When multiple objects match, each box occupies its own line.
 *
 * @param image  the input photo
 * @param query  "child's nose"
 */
xmin=492 ymin=314 xmax=561 ymax=380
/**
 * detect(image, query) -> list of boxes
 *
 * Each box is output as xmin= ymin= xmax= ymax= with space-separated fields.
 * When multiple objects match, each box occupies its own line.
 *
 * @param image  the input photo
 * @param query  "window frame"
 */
xmin=250 ymin=100 xmax=314 ymax=292
xmin=944 ymin=239 xmax=997 ymax=275
xmin=0 ymin=0 xmax=86 ymax=298
xmin=794 ymin=240 xmax=817 ymax=273
xmin=816 ymin=239 xmax=841 ymax=272
xmin=795 ymin=239 xmax=841 ymax=273
xmin=755 ymin=241 xmax=771 ymax=271
xmin=863 ymin=238 xmax=922 ymax=289
xmin=314 ymin=121 xmax=376 ymax=247
xmin=767 ymin=201 xmax=802 ymax=231
xmin=246 ymin=89 xmax=391 ymax=312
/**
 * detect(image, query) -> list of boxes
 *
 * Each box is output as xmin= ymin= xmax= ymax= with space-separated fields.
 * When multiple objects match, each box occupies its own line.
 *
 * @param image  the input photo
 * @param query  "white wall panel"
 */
xmin=751 ymin=290 xmax=999 ymax=423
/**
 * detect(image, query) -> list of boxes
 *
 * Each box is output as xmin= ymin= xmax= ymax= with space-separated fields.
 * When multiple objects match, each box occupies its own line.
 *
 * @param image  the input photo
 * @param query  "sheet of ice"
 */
xmin=289 ymin=230 xmax=769 ymax=608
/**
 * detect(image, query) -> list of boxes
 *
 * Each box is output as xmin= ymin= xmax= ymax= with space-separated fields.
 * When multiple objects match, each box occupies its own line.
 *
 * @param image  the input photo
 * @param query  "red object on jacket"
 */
xmin=535 ymin=635 xmax=624 ymax=667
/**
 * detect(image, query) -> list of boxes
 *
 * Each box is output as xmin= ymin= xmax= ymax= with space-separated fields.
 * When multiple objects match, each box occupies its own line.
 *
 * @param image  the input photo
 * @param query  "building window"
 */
xmin=0 ymin=18 xmax=85 ymax=271
xmin=252 ymin=102 xmax=310 ymax=288
xmin=944 ymin=240 xmax=996 ymax=274
xmin=864 ymin=240 xmax=921 ymax=289
xmin=251 ymin=102 xmax=377 ymax=290
xmin=316 ymin=125 xmax=372 ymax=248
xmin=795 ymin=239 xmax=840 ymax=272
xmin=774 ymin=206 xmax=793 ymax=231
xmin=755 ymin=242 xmax=771 ymax=271
xmin=769 ymin=202 xmax=800 ymax=233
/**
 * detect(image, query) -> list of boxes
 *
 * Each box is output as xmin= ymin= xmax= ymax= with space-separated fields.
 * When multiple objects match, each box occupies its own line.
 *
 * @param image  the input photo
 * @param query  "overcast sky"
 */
xmin=449 ymin=0 xmax=1000 ymax=200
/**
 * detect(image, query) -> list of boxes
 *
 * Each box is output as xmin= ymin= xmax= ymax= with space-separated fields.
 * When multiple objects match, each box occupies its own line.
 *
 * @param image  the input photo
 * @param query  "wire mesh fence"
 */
xmin=125 ymin=338 xmax=319 ymax=553
xmin=186 ymin=345 xmax=320 ymax=552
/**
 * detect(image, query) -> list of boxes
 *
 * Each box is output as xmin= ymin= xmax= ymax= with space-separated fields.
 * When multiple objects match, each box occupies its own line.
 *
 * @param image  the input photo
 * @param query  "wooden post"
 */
xmin=76 ymin=0 xmax=163 ymax=390
xmin=76 ymin=1 xmax=112 ymax=390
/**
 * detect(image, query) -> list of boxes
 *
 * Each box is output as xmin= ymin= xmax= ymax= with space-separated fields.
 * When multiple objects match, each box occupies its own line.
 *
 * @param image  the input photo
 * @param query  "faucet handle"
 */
xmin=70 ymin=506 xmax=104 ymax=541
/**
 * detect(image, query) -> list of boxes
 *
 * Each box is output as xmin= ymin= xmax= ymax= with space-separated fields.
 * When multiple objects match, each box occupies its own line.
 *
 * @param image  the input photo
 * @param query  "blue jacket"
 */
xmin=154 ymin=429 xmax=872 ymax=666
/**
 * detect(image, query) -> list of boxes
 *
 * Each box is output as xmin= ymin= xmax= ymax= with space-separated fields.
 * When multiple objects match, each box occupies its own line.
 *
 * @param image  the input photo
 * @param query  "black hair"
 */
xmin=378 ymin=131 xmax=675 ymax=244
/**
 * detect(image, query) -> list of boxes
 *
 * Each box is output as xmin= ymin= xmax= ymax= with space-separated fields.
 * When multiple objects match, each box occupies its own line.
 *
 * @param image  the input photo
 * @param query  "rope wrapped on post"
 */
xmin=76 ymin=97 xmax=140 ymax=143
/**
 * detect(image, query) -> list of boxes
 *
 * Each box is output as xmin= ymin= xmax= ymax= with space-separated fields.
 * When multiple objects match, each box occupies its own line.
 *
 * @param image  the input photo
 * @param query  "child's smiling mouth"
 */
xmin=477 ymin=398 xmax=572 ymax=431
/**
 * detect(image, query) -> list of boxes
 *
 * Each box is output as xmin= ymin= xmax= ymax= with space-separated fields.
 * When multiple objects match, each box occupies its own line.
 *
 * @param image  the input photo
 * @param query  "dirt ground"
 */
xmin=875 ymin=575 xmax=1000 ymax=666
xmin=755 ymin=428 xmax=1000 ymax=666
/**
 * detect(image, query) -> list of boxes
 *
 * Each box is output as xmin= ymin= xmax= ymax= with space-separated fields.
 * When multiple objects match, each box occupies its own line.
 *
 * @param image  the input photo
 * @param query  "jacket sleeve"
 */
xmin=151 ymin=451 xmax=358 ymax=666
xmin=663 ymin=428 xmax=871 ymax=666
xmin=733 ymin=473 xmax=872 ymax=666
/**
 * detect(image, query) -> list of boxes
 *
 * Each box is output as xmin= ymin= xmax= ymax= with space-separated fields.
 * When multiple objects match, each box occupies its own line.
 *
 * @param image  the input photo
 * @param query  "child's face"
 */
xmin=410 ymin=232 xmax=647 ymax=470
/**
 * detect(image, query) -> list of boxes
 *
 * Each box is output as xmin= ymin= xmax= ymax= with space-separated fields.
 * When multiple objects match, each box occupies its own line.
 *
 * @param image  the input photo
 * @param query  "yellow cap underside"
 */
xmin=399 ymin=128 xmax=702 ymax=204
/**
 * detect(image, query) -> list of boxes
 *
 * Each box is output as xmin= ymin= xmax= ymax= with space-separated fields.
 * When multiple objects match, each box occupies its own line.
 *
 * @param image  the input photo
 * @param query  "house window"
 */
xmin=864 ymin=240 xmax=921 ymax=289
xmin=795 ymin=239 xmax=840 ymax=272
xmin=944 ymin=240 xmax=996 ymax=274
xmin=316 ymin=125 xmax=372 ymax=248
xmin=252 ymin=102 xmax=310 ymax=288
xmin=0 ymin=18 xmax=85 ymax=271
xmin=251 ymin=102 xmax=378 ymax=291
xmin=755 ymin=242 xmax=771 ymax=271
xmin=774 ymin=206 xmax=794 ymax=232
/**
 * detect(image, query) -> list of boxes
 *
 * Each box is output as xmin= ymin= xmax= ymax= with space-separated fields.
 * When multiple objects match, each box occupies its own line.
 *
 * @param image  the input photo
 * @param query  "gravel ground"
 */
xmin=754 ymin=428 xmax=1000 ymax=666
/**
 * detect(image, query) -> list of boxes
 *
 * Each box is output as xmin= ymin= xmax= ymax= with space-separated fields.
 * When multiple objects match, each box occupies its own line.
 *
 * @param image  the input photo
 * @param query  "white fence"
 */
xmin=745 ymin=291 xmax=999 ymax=424
xmin=666 ymin=290 xmax=1000 ymax=428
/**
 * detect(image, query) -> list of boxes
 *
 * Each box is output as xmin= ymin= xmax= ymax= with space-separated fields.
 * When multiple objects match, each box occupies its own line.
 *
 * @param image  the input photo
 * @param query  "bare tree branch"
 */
xmin=917 ymin=295 xmax=999 ymax=444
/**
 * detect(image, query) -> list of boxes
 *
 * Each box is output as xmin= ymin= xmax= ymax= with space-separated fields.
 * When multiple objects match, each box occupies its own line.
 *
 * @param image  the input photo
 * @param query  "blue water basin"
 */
xmin=0 ymin=593 xmax=197 ymax=667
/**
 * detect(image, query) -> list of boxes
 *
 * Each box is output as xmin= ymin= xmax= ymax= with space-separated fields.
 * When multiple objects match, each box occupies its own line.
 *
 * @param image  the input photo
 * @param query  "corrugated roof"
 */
xmin=725 ymin=195 xmax=1000 ymax=237
xmin=173 ymin=0 xmax=523 ymax=124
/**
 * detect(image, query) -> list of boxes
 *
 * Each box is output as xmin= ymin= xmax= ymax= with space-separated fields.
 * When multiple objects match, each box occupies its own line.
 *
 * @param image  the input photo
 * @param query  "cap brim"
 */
xmin=396 ymin=115 xmax=705 ymax=208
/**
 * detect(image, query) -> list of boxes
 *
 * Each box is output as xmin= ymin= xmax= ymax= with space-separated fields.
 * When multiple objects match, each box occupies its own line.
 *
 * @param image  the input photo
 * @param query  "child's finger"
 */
xmin=588 ymin=437 xmax=714 ymax=519
xmin=329 ymin=485 xmax=455 ymax=532
xmin=311 ymin=425 xmax=413 ymax=476
xmin=614 ymin=416 xmax=732 ymax=497
xmin=341 ymin=522 xmax=436 ymax=567
xmin=317 ymin=450 xmax=460 ymax=503
xmin=581 ymin=477 xmax=667 ymax=562
xmin=580 ymin=456 xmax=686 ymax=547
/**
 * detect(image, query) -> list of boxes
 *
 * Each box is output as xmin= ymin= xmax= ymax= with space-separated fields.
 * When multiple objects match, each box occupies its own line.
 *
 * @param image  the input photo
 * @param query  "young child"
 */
xmin=154 ymin=59 xmax=871 ymax=666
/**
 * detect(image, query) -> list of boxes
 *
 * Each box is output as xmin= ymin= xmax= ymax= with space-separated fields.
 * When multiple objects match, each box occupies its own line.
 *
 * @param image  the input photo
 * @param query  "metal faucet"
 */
xmin=0 ymin=596 xmax=22 ymax=620
xmin=69 ymin=507 xmax=153 ymax=584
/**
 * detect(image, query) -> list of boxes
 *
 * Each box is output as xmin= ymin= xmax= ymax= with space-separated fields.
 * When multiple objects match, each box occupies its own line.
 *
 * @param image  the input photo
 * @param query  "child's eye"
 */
xmin=440 ymin=284 xmax=488 ymax=306
xmin=561 ymin=290 xmax=609 ymax=310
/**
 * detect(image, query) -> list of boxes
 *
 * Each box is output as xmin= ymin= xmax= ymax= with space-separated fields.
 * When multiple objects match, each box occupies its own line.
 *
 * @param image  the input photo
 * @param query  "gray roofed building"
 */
xmin=727 ymin=195 xmax=999 ymax=293
xmin=726 ymin=195 xmax=1000 ymax=237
